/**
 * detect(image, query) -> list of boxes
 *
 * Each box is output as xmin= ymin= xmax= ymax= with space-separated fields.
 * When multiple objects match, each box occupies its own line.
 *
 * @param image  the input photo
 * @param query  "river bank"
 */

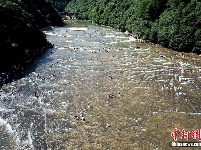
xmin=0 ymin=0 xmax=63 ymax=87
xmin=0 ymin=21 xmax=201 ymax=149
xmin=66 ymin=0 xmax=201 ymax=54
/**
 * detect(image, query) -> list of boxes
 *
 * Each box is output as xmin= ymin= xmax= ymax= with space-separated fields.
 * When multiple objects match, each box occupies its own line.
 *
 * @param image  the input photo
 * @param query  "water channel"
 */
xmin=0 ymin=21 xmax=201 ymax=149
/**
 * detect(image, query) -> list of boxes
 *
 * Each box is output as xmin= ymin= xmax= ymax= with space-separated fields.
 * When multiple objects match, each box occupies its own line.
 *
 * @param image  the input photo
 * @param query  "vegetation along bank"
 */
xmin=0 ymin=0 xmax=63 ymax=85
xmin=65 ymin=0 xmax=201 ymax=54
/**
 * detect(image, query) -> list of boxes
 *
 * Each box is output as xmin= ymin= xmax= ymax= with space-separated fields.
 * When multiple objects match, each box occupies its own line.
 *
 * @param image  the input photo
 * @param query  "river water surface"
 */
xmin=0 ymin=21 xmax=201 ymax=149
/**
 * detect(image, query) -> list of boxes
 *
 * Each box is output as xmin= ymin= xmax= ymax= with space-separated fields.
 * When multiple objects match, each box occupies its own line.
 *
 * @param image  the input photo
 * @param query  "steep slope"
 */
xmin=15 ymin=0 xmax=64 ymax=27
xmin=0 ymin=0 xmax=63 ymax=85
xmin=66 ymin=0 xmax=201 ymax=54
xmin=48 ymin=0 xmax=71 ymax=12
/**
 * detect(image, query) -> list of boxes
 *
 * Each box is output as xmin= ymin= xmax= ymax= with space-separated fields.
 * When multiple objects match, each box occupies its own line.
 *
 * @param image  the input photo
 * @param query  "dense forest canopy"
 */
xmin=48 ymin=0 xmax=71 ymax=12
xmin=0 ymin=0 xmax=63 ymax=84
xmin=65 ymin=0 xmax=201 ymax=54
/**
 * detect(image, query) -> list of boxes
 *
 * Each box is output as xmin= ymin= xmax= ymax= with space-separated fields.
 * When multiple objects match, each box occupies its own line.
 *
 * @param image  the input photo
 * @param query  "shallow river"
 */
xmin=0 ymin=21 xmax=201 ymax=149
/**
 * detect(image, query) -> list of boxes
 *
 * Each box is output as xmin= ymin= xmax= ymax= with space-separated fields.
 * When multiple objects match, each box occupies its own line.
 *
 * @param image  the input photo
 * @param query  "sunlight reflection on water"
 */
xmin=0 ymin=21 xmax=201 ymax=149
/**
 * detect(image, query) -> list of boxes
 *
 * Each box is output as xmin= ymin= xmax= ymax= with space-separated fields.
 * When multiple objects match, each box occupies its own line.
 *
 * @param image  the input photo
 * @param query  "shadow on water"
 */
xmin=1 ymin=20 xmax=201 ymax=149
xmin=0 ymin=47 xmax=54 ymax=88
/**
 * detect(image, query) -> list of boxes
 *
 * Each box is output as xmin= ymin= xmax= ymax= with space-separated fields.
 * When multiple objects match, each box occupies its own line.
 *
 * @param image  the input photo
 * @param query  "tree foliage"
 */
xmin=0 ymin=0 xmax=63 ymax=84
xmin=66 ymin=0 xmax=201 ymax=53
xmin=48 ymin=0 xmax=71 ymax=12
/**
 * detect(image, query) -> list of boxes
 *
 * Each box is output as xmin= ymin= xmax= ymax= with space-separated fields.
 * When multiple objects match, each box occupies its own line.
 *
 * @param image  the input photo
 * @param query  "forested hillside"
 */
xmin=48 ymin=0 xmax=71 ymax=12
xmin=0 ymin=0 xmax=63 ymax=84
xmin=66 ymin=0 xmax=201 ymax=54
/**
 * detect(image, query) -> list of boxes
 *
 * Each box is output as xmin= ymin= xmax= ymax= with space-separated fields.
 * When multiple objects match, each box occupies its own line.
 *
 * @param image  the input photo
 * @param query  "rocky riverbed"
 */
xmin=0 ymin=21 xmax=201 ymax=149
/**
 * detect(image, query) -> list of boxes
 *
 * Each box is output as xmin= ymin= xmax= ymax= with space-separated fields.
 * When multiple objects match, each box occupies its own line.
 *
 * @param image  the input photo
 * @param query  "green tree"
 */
xmin=65 ymin=0 xmax=201 ymax=53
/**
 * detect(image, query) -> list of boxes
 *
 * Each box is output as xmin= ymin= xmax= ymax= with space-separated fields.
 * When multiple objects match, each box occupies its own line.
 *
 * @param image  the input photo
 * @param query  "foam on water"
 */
xmin=0 ymin=117 xmax=21 ymax=149
xmin=68 ymin=27 xmax=88 ymax=31
xmin=0 ymin=118 xmax=14 ymax=134
xmin=43 ymin=31 xmax=57 ymax=36
xmin=1 ymin=21 xmax=201 ymax=149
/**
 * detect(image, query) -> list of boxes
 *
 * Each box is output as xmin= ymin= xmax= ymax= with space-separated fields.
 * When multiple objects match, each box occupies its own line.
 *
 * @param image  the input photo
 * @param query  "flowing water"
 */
xmin=0 ymin=21 xmax=201 ymax=149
